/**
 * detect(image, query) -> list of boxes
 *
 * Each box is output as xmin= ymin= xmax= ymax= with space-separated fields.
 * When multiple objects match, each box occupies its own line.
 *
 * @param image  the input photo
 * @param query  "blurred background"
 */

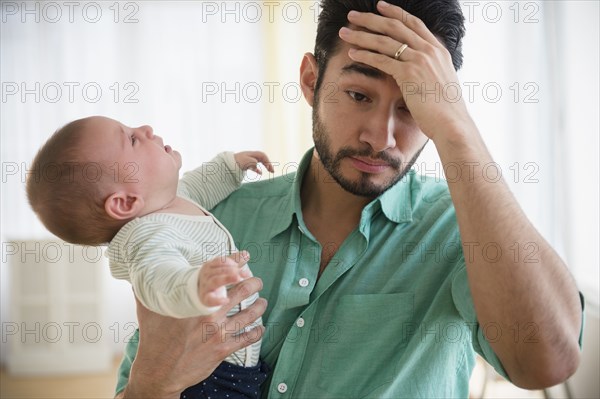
xmin=1 ymin=1 xmax=598 ymax=398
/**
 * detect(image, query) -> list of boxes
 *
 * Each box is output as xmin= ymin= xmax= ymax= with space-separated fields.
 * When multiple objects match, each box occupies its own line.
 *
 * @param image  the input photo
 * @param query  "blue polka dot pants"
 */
xmin=180 ymin=361 xmax=269 ymax=399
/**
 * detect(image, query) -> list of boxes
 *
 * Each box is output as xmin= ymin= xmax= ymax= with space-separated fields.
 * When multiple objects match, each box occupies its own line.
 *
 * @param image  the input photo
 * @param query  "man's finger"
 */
xmin=376 ymin=1 xmax=441 ymax=47
xmin=346 ymin=8 xmax=424 ymax=50
xmin=225 ymin=297 xmax=267 ymax=333
xmin=217 ymin=277 xmax=263 ymax=315
xmin=225 ymin=325 xmax=265 ymax=354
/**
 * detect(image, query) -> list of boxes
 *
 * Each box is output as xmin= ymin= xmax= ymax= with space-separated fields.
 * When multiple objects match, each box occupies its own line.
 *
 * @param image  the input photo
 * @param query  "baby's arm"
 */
xmin=178 ymin=151 xmax=272 ymax=210
xmin=108 ymin=223 xmax=252 ymax=319
xmin=127 ymin=250 xmax=251 ymax=318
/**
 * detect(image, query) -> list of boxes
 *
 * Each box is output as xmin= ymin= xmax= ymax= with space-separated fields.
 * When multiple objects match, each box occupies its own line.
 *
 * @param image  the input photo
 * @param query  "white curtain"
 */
xmin=1 ymin=0 xmax=598 ymax=364
xmin=456 ymin=0 xmax=599 ymax=310
xmin=0 ymin=1 xmax=271 ymax=361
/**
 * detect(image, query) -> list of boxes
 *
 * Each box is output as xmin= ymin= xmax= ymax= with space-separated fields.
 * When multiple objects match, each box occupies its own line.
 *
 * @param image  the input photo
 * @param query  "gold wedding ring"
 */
xmin=394 ymin=43 xmax=409 ymax=60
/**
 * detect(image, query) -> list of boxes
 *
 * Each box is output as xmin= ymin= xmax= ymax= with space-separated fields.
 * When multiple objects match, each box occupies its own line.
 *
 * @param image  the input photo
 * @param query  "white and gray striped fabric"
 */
xmin=106 ymin=152 xmax=261 ymax=367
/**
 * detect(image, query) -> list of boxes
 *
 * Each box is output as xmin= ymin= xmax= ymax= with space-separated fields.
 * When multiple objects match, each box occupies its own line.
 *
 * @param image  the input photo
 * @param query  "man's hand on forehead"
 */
xmin=338 ymin=1 xmax=470 ymax=143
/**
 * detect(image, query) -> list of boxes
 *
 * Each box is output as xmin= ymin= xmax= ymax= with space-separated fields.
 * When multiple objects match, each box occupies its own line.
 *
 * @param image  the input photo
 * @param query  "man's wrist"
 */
xmin=433 ymin=123 xmax=488 ymax=164
xmin=123 ymin=362 xmax=181 ymax=399
xmin=122 ymin=380 xmax=181 ymax=399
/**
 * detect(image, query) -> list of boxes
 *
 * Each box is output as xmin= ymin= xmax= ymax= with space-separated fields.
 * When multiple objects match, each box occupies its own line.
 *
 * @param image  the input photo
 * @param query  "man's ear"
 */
xmin=104 ymin=192 xmax=145 ymax=220
xmin=300 ymin=52 xmax=319 ymax=107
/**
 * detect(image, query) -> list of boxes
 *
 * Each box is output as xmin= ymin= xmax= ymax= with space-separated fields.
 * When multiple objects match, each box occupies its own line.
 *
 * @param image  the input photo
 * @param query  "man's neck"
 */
xmin=300 ymin=152 xmax=372 ymax=232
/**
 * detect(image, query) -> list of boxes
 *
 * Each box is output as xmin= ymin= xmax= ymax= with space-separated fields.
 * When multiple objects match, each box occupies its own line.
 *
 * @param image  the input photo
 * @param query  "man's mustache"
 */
xmin=335 ymin=147 xmax=402 ymax=169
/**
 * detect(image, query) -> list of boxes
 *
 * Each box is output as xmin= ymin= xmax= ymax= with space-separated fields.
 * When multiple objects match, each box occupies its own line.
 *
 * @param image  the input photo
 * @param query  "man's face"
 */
xmin=311 ymin=40 xmax=428 ymax=197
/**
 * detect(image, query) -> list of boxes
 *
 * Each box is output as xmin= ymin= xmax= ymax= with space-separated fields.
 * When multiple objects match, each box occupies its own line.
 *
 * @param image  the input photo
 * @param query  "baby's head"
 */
xmin=27 ymin=116 xmax=182 ymax=245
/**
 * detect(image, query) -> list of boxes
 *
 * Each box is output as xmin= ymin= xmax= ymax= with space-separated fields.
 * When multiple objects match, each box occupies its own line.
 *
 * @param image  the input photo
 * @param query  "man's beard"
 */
xmin=312 ymin=105 xmax=426 ymax=198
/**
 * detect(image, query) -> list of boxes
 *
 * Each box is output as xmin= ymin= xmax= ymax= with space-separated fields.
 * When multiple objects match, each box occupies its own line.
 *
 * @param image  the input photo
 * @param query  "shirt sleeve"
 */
xmin=177 ymin=151 xmax=244 ymax=210
xmin=115 ymin=329 xmax=138 ymax=396
xmin=109 ymin=222 xmax=220 ymax=318
xmin=451 ymin=262 xmax=586 ymax=382
xmin=450 ymin=260 xmax=511 ymax=380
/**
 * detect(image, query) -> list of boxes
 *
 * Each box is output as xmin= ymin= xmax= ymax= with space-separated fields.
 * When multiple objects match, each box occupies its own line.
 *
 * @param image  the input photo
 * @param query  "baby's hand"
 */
xmin=234 ymin=151 xmax=275 ymax=175
xmin=198 ymin=251 xmax=252 ymax=308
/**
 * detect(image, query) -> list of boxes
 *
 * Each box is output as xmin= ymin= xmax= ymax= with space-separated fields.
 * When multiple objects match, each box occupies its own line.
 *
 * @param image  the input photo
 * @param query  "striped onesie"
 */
xmin=106 ymin=152 xmax=261 ymax=368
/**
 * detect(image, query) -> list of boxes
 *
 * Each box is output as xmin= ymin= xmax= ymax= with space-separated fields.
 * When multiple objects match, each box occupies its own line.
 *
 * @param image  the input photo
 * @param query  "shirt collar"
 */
xmin=266 ymin=148 xmax=313 ymax=239
xmin=267 ymin=148 xmax=415 ymax=239
xmin=375 ymin=169 xmax=414 ymax=224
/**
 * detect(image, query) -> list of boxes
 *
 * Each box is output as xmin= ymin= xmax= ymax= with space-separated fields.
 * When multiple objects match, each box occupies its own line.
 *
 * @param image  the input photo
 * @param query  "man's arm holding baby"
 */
xmin=115 ymin=276 xmax=266 ymax=399
xmin=179 ymin=151 xmax=273 ymax=210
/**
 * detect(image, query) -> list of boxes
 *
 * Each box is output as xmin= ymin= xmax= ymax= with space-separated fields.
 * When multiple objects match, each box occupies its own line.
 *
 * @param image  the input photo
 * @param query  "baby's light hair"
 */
xmin=26 ymin=117 xmax=127 ymax=245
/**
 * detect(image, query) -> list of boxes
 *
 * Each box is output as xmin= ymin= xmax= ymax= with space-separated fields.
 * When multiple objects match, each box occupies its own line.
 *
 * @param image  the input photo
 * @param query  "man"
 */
xmin=116 ymin=0 xmax=583 ymax=397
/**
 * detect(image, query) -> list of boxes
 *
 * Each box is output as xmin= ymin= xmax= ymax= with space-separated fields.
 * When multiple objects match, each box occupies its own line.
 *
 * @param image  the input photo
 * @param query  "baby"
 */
xmin=26 ymin=116 xmax=273 ymax=398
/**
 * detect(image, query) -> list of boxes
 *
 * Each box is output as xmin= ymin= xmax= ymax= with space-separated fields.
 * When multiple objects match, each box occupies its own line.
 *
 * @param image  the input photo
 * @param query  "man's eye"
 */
xmin=347 ymin=91 xmax=369 ymax=103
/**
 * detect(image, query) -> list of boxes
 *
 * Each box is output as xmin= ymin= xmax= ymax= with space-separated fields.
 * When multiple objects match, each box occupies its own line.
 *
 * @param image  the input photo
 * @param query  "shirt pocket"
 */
xmin=318 ymin=292 xmax=414 ymax=398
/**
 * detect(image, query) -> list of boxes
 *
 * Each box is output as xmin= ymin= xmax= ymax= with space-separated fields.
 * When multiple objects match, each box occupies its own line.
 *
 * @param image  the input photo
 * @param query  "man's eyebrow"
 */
xmin=340 ymin=63 xmax=386 ymax=80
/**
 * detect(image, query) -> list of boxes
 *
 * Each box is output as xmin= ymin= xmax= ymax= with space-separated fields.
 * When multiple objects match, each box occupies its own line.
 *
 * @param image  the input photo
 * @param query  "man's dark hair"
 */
xmin=314 ymin=0 xmax=465 ymax=92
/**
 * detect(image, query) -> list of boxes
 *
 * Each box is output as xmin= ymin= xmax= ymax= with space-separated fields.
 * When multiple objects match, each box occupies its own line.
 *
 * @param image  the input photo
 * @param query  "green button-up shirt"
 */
xmin=116 ymin=149 xmax=510 ymax=398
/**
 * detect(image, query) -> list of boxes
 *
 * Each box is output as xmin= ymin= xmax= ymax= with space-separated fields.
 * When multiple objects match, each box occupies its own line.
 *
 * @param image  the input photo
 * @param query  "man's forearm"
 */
xmin=114 ymin=279 xmax=266 ymax=399
xmin=434 ymin=126 xmax=582 ymax=388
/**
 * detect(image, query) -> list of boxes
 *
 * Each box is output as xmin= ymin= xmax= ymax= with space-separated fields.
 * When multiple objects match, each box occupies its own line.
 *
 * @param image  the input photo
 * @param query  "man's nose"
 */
xmin=359 ymin=107 xmax=397 ymax=152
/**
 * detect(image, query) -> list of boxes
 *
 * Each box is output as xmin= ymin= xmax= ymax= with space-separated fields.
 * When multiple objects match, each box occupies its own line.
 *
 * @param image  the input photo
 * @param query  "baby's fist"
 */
xmin=234 ymin=151 xmax=274 ymax=175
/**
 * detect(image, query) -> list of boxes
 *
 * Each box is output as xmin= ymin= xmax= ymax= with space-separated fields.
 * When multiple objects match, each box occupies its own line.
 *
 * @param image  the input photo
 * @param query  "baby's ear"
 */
xmin=105 ymin=192 xmax=144 ymax=220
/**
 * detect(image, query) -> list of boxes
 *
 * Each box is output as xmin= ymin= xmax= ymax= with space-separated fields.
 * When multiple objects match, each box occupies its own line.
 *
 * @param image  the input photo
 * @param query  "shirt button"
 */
xmin=296 ymin=317 xmax=305 ymax=328
xmin=277 ymin=383 xmax=288 ymax=393
xmin=298 ymin=278 xmax=309 ymax=287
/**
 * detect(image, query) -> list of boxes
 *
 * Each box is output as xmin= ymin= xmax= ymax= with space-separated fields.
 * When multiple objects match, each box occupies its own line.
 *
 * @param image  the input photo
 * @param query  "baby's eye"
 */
xmin=347 ymin=90 xmax=370 ymax=103
xmin=398 ymin=105 xmax=411 ymax=114
xmin=130 ymin=135 xmax=137 ymax=145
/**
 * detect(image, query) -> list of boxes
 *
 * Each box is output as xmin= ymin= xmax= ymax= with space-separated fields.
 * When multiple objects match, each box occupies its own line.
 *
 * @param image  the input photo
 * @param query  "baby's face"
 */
xmin=79 ymin=116 xmax=182 ymax=203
